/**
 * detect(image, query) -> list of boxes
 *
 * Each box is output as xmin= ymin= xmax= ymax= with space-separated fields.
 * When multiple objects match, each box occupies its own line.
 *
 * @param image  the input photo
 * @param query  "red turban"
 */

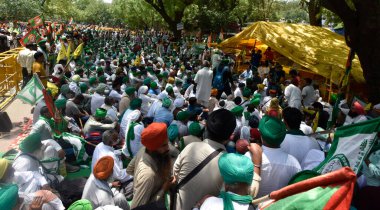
xmin=250 ymin=128 xmax=261 ymax=141
xmin=141 ymin=123 xmax=168 ymax=151
xmin=353 ymin=101 xmax=365 ymax=115
xmin=93 ymin=156 xmax=114 ymax=180
xmin=267 ymin=109 xmax=279 ymax=118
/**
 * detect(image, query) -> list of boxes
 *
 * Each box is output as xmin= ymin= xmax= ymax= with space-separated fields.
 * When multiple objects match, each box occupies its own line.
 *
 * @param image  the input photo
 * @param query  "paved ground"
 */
xmin=0 ymin=98 xmax=33 ymax=152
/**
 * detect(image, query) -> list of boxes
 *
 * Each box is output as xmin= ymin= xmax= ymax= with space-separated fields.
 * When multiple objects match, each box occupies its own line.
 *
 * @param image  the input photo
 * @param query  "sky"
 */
xmin=103 ymin=0 xmax=112 ymax=3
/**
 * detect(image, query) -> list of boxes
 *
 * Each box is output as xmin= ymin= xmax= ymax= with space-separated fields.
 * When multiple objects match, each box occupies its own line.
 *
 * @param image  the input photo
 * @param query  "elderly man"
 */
xmin=172 ymin=109 xmax=236 ymax=210
xmin=127 ymin=123 xmax=174 ymax=209
xmin=83 ymin=108 xmax=117 ymax=135
xmin=91 ymin=130 xmax=132 ymax=183
xmin=343 ymin=101 xmax=368 ymax=126
xmin=194 ymin=61 xmax=213 ymax=107
xmin=199 ymin=153 xmax=254 ymax=210
xmin=83 ymin=156 xmax=130 ymax=209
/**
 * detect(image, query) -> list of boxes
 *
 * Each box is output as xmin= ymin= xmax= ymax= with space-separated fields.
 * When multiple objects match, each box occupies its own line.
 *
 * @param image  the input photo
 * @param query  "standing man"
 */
xmin=284 ymin=80 xmax=302 ymax=110
xmin=302 ymin=78 xmax=316 ymax=107
xmin=17 ymin=43 xmax=36 ymax=88
xmin=194 ymin=61 xmax=213 ymax=107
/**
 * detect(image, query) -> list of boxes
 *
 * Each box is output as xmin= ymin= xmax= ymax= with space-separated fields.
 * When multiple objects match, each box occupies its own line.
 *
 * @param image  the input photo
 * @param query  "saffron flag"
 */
xmin=19 ymin=29 xmax=42 ymax=47
xmin=259 ymin=167 xmax=356 ymax=210
xmin=315 ymin=117 xmax=380 ymax=174
xmin=28 ymin=15 xmax=45 ymax=28
xmin=16 ymin=74 xmax=44 ymax=105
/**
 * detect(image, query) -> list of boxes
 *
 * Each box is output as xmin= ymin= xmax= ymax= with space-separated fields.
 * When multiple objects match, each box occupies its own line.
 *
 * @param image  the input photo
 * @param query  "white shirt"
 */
xmin=302 ymin=85 xmax=316 ymax=107
xmin=91 ymin=142 xmax=132 ymax=182
xmin=17 ymin=48 xmax=35 ymax=73
xmin=234 ymin=88 xmax=243 ymax=98
xmin=343 ymin=114 xmax=367 ymax=126
xmin=91 ymin=93 xmax=105 ymax=114
xmin=122 ymin=123 xmax=144 ymax=157
xmin=245 ymin=146 xmax=301 ymax=197
xmin=300 ymin=122 xmax=313 ymax=135
xmin=284 ymin=84 xmax=302 ymax=109
xmin=201 ymin=194 xmax=250 ymax=210
xmin=301 ymin=149 xmax=325 ymax=170
xmin=109 ymin=89 xmax=122 ymax=102
xmin=280 ymin=133 xmax=321 ymax=165
xmin=194 ymin=67 xmax=213 ymax=103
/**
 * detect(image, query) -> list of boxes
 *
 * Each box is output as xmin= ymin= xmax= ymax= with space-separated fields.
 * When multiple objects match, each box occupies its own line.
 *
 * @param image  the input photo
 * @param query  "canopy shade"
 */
xmin=219 ymin=21 xmax=364 ymax=84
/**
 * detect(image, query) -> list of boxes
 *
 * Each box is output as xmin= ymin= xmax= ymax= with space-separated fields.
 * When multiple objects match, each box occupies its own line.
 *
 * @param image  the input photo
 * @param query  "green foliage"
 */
xmin=0 ymin=0 xmax=41 ymax=21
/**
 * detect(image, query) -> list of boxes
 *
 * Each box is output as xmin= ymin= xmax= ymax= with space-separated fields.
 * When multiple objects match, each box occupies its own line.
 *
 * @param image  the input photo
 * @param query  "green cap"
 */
xmin=98 ymin=75 xmax=106 ymax=84
xmin=162 ymin=98 xmax=172 ymax=108
xmin=189 ymin=122 xmax=202 ymax=136
xmin=250 ymin=98 xmax=260 ymax=106
xmin=177 ymin=111 xmax=190 ymax=121
xmin=54 ymin=98 xmax=67 ymax=109
xmin=150 ymin=82 xmax=158 ymax=89
xmin=67 ymin=199 xmax=92 ymax=210
xmin=243 ymin=88 xmax=252 ymax=98
xmin=80 ymin=83 xmax=88 ymax=93
xmin=258 ymin=115 xmax=286 ymax=147
xmin=125 ymin=87 xmax=136 ymax=95
xmin=130 ymin=98 xmax=142 ymax=110
xmin=89 ymin=77 xmax=97 ymax=86
xmin=94 ymin=108 xmax=107 ymax=119
xmin=230 ymin=106 xmax=244 ymax=117
xmin=143 ymin=78 xmax=151 ymax=85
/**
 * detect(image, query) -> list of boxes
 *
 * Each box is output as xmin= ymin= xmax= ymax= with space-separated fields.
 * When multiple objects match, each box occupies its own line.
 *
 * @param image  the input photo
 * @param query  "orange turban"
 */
xmin=141 ymin=123 xmax=168 ymax=151
xmin=211 ymin=88 xmax=218 ymax=97
xmin=93 ymin=156 xmax=114 ymax=180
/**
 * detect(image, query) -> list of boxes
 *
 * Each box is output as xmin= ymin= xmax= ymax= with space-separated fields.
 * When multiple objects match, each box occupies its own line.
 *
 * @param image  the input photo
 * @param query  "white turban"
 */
xmin=158 ymin=92 xmax=168 ymax=100
xmin=138 ymin=85 xmax=149 ymax=97
xmin=174 ymin=98 xmax=185 ymax=108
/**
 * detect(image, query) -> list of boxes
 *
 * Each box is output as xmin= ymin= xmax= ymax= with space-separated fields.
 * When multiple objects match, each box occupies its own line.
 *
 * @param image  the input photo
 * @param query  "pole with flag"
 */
xmin=19 ymin=29 xmax=43 ymax=47
xmin=28 ymin=15 xmax=45 ymax=29
xmin=16 ymin=74 xmax=44 ymax=105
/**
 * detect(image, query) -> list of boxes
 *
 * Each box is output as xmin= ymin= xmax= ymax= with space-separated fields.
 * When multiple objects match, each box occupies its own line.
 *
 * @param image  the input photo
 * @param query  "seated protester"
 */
xmin=126 ymin=123 xmax=174 ymax=209
xmin=240 ymin=88 xmax=252 ymax=108
xmin=148 ymin=81 xmax=160 ymax=96
xmin=13 ymin=133 xmax=58 ymax=194
xmin=153 ymin=98 xmax=174 ymax=126
xmin=0 ymin=158 xmax=19 ymax=210
xmin=234 ymin=83 xmax=245 ymax=99
xmin=101 ymin=96 xmax=119 ymax=122
xmin=21 ymin=190 xmax=66 ymax=210
xmin=69 ymin=74 xmax=81 ymax=96
xmin=147 ymin=92 xmax=168 ymax=118
xmin=312 ymin=102 xmax=330 ymax=129
xmin=231 ymin=106 xmax=244 ymax=136
xmin=225 ymin=96 xmax=239 ymax=111
xmin=138 ymin=85 xmax=155 ymax=116
xmin=171 ymin=111 xmax=190 ymax=139
xmin=281 ymin=107 xmax=320 ymax=165
xmin=91 ymin=83 xmax=107 ymax=115
xmin=266 ymin=98 xmax=282 ymax=119
xmin=119 ymin=87 xmax=136 ymax=115
xmin=208 ymin=89 xmax=219 ymax=113
xmin=30 ymin=106 xmax=53 ymax=141
xmin=66 ymin=94 xmax=90 ymax=126
xmin=179 ymin=122 xmax=203 ymax=150
xmin=82 ymin=156 xmax=130 ymax=209
xmin=172 ymin=109 xmax=236 ymax=210
xmin=121 ymin=110 xmax=144 ymax=158
xmin=187 ymin=97 xmax=206 ymax=117
xmin=246 ymin=116 xmax=301 ymax=198
xmin=120 ymin=99 xmax=143 ymax=140
xmin=88 ymin=76 xmax=98 ymax=94
xmin=83 ymin=108 xmax=117 ymax=134
xmin=109 ymin=80 xmax=123 ymax=103
xmin=242 ymin=102 xmax=260 ymax=127
xmin=199 ymin=153 xmax=254 ymax=210
xmin=172 ymin=97 xmax=186 ymax=117
xmin=343 ymin=101 xmax=367 ymax=126
xmin=92 ymin=130 xmax=133 ymax=187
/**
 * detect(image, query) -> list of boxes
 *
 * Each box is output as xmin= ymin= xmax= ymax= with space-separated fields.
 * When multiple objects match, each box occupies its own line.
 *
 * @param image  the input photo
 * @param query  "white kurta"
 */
xmin=91 ymin=93 xmax=106 ymax=114
xmin=284 ymin=84 xmax=302 ymax=109
xmin=91 ymin=143 xmax=132 ymax=182
xmin=200 ymin=194 xmax=250 ymax=210
xmin=301 ymin=85 xmax=316 ymax=107
xmin=246 ymin=146 xmax=301 ymax=197
xmin=139 ymin=94 xmax=155 ymax=115
xmin=194 ymin=67 xmax=213 ymax=106
xmin=122 ymin=123 xmax=144 ymax=158
xmin=280 ymin=133 xmax=321 ymax=165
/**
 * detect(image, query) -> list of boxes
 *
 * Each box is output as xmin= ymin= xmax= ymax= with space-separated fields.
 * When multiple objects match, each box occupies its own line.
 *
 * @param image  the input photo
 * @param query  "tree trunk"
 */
xmin=308 ymin=0 xmax=322 ymax=26
xmin=322 ymin=0 xmax=380 ymax=103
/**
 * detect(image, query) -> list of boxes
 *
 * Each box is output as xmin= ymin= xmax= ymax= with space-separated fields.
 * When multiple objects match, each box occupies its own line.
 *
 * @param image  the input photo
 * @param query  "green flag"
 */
xmin=19 ymin=29 xmax=42 ymax=47
xmin=28 ymin=15 xmax=45 ymax=28
xmin=315 ymin=117 xmax=380 ymax=174
xmin=16 ymin=74 xmax=44 ymax=105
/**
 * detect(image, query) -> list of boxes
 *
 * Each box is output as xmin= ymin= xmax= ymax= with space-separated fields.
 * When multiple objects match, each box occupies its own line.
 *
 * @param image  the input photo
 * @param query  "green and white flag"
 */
xmin=16 ymin=74 xmax=44 ymax=105
xmin=315 ymin=117 xmax=380 ymax=174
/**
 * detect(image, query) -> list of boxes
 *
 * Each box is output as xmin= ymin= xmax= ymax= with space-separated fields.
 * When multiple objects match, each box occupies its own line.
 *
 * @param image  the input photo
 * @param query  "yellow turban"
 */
xmin=0 ymin=158 xmax=9 ymax=179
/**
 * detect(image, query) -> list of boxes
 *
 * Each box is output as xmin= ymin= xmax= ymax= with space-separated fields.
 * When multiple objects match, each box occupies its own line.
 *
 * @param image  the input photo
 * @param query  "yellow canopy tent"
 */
xmin=219 ymin=21 xmax=364 ymax=84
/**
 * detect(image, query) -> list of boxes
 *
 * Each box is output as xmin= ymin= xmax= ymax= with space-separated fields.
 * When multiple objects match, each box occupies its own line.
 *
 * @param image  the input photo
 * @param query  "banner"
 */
xmin=314 ymin=117 xmax=380 ymax=174
xmin=28 ymin=15 xmax=45 ymax=28
xmin=16 ymin=74 xmax=44 ymax=105
xmin=19 ymin=29 xmax=42 ymax=47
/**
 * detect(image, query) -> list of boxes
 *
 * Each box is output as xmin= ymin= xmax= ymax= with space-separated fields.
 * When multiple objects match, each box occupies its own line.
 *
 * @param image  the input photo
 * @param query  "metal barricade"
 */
xmin=0 ymin=47 xmax=23 ymax=110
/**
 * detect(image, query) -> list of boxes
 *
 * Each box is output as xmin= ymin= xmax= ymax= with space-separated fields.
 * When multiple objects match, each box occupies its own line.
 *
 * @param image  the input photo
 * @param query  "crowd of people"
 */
xmin=0 ymin=23 xmax=379 ymax=210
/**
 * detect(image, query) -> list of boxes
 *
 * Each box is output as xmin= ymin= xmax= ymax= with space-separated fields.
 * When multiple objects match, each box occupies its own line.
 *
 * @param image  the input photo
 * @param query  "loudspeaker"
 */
xmin=0 ymin=111 xmax=12 ymax=132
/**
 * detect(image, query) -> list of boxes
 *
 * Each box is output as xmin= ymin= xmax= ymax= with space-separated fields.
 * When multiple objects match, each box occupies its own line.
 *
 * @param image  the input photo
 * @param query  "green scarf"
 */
xmin=125 ymin=122 xmax=138 ymax=158
xmin=219 ymin=191 xmax=252 ymax=210
xmin=243 ymin=112 xmax=251 ymax=120
xmin=286 ymin=129 xmax=305 ymax=136
xmin=39 ymin=116 xmax=54 ymax=128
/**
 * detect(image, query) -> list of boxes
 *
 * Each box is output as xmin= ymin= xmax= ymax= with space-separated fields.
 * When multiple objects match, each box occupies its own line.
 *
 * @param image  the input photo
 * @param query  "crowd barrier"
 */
xmin=0 ymin=47 xmax=23 ymax=110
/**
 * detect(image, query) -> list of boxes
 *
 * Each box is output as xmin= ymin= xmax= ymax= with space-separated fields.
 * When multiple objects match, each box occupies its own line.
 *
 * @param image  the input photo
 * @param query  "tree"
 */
xmin=301 ymin=0 xmax=322 ymax=26
xmin=0 ymin=0 xmax=40 ymax=21
xmin=143 ymin=0 xmax=195 ymax=40
xmin=321 ymin=0 xmax=380 ymax=103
